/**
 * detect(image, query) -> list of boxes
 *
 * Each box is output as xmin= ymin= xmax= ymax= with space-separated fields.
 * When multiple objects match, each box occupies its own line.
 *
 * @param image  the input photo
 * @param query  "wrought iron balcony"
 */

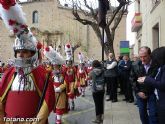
xmin=131 ymin=13 xmax=142 ymax=32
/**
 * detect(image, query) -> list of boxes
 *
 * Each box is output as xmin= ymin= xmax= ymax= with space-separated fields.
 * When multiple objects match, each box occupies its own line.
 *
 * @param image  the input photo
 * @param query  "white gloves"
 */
xmin=137 ymin=77 xmax=146 ymax=83
xmin=55 ymin=87 xmax=61 ymax=92
xmin=106 ymin=62 xmax=117 ymax=69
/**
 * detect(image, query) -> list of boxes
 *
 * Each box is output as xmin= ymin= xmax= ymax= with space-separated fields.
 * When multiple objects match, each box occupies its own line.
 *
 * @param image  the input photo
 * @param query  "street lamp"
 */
xmin=98 ymin=0 xmax=109 ymax=62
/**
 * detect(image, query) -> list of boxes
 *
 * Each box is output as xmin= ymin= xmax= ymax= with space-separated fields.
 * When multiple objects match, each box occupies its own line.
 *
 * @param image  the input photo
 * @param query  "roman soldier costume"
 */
xmin=43 ymin=46 xmax=68 ymax=124
xmin=86 ymin=60 xmax=93 ymax=86
xmin=0 ymin=65 xmax=55 ymax=124
xmin=0 ymin=1 xmax=55 ymax=122
xmin=62 ymin=43 xmax=77 ymax=110
xmin=0 ymin=33 xmax=55 ymax=124
xmin=0 ymin=63 xmax=5 ymax=81
xmin=77 ymin=52 xmax=87 ymax=97
xmin=53 ymin=65 xmax=68 ymax=124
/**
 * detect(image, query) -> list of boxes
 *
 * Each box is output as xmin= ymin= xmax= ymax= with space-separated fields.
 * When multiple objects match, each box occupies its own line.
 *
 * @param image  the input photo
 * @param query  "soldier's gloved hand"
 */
xmin=55 ymin=87 xmax=61 ymax=92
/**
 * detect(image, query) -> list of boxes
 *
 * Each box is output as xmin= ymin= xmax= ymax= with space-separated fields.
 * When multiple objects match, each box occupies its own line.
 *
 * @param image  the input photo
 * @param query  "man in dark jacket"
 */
xmin=137 ymin=47 xmax=165 ymax=124
xmin=118 ymin=55 xmax=133 ymax=102
xmin=130 ymin=46 xmax=158 ymax=124
xmin=105 ymin=53 xmax=118 ymax=102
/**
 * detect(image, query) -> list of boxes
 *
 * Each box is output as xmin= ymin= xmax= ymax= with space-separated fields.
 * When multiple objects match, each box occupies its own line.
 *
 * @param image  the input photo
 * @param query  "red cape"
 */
xmin=0 ymin=65 xmax=55 ymax=113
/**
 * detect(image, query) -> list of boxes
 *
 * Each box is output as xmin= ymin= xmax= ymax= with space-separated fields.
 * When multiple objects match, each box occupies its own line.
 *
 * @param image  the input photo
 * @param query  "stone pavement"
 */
xmin=49 ymin=89 xmax=141 ymax=124
xmin=103 ymin=95 xmax=141 ymax=124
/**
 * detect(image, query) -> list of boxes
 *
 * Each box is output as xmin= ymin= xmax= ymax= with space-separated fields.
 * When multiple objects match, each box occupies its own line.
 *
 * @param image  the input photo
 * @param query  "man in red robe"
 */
xmin=62 ymin=59 xmax=77 ymax=110
xmin=77 ymin=63 xmax=87 ymax=97
xmin=0 ymin=32 xmax=55 ymax=124
xmin=86 ymin=60 xmax=93 ymax=86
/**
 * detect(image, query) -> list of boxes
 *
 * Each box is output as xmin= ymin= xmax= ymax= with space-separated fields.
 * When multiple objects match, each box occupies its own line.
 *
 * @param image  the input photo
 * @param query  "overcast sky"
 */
xmin=126 ymin=2 xmax=135 ymax=45
xmin=20 ymin=0 xmax=27 ymax=2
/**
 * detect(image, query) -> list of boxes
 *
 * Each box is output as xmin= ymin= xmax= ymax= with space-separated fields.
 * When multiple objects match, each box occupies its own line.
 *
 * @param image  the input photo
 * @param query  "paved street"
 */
xmin=48 ymin=87 xmax=95 ymax=124
xmin=103 ymin=97 xmax=141 ymax=124
xmin=49 ymin=87 xmax=141 ymax=124
xmin=0 ymin=1 xmax=164 ymax=124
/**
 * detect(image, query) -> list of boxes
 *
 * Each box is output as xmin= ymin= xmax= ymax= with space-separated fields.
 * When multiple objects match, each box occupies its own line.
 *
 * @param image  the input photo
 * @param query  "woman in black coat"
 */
xmin=137 ymin=47 xmax=165 ymax=124
xmin=88 ymin=60 xmax=105 ymax=123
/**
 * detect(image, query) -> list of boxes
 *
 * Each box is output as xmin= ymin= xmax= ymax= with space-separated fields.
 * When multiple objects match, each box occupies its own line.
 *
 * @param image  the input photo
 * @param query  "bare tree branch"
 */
xmin=71 ymin=0 xmax=98 ymax=24
xmin=69 ymin=0 xmax=131 ymax=56
xmin=72 ymin=8 xmax=93 ymax=25
xmin=107 ymin=3 xmax=124 ymax=27
xmin=72 ymin=41 xmax=81 ymax=51
xmin=76 ymin=0 xmax=90 ymax=17
xmin=111 ymin=8 xmax=125 ymax=41
xmin=91 ymin=23 xmax=102 ymax=43
xmin=83 ymin=0 xmax=98 ymax=21
xmin=112 ymin=6 xmax=126 ymax=31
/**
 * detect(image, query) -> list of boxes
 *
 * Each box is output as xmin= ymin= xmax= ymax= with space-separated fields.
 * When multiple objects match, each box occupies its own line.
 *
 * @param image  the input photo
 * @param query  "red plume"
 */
xmin=20 ymin=24 xmax=28 ymax=29
xmin=0 ymin=0 xmax=16 ymax=10
xmin=37 ymin=42 xmax=42 ymax=50
xmin=45 ymin=47 xmax=50 ymax=52
xmin=8 ymin=19 xmax=16 ymax=26
xmin=66 ymin=44 xmax=70 ymax=48
xmin=13 ymin=28 xmax=18 ymax=33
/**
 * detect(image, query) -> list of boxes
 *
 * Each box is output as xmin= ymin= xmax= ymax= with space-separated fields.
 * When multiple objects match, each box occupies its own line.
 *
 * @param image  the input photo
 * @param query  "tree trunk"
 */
xmin=91 ymin=24 xmax=115 ymax=58
xmin=104 ymin=27 xmax=115 ymax=57
xmin=105 ymin=41 xmax=114 ymax=56
xmin=70 ymin=0 xmax=129 ymax=60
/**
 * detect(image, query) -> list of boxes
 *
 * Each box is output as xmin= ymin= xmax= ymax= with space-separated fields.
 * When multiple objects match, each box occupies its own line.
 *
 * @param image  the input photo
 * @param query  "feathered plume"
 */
xmin=0 ymin=0 xmax=41 ymax=48
xmin=0 ymin=0 xmax=42 ymax=67
xmin=78 ymin=52 xmax=84 ymax=63
xmin=64 ymin=43 xmax=73 ymax=61
xmin=0 ymin=0 xmax=27 ymax=35
xmin=43 ymin=46 xmax=65 ymax=65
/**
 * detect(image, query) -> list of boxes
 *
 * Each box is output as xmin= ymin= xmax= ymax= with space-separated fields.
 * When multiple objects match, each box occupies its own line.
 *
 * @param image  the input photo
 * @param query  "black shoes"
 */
xmin=106 ymin=96 xmax=118 ymax=102
xmin=122 ymin=98 xmax=128 ymax=101
xmin=119 ymin=91 xmax=124 ymax=95
xmin=81 ymin=94 xmax=85 ymax=97
xmin=112 ymin=99 xmax=118 ymax=103
xmin=128 ymin=100 xmax=134 ymax=103
xmin=71 ymin=101 xmax=75 ymax=110
xmin=106 ymin=98 xmax=111 ymax=101
xmin=106 ymin=96 xmax=111 ymax=101
xmin=123 ymin=98 xmax=134 ymax=103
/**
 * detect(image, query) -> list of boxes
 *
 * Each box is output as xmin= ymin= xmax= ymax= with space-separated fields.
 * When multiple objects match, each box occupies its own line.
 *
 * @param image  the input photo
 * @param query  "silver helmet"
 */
xmin=13 ymin=32 xmax=38 ymax=68
xmin=14 ymin=33 xmax=37 ymax=52
xmin=43 ymin=46 xmax=64 ymax=65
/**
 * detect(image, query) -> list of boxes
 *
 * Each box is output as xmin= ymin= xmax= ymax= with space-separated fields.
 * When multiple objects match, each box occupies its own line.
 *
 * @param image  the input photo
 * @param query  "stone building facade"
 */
xmin=0 ymin=0 xmax=126 ymax=62
xmin=132 ymin=0 xmax=165 ymax=54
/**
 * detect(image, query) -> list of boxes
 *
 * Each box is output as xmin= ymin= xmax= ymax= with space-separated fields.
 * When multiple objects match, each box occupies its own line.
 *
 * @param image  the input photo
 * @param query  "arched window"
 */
xmin=32 ymin=11 xmax=38 ymax=23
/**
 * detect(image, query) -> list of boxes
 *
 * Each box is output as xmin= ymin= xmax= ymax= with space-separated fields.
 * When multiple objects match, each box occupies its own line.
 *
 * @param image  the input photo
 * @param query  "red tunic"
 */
xmin=77 ymin=67 xmax=87 ymax=87
xmin=0 ymin=67 xmax=2 ymax=73
xmin=53 ymin=81 xmax=68 ymax=114
xmin=5 ymin=91 xmax=40 ymax=118
xmin=86 ymin=67 xmax=93 ymax=75
xmin=62 ymin=65 xmax=77 ymax=98
xmin=62 ymin=65 xmax=76 ymax=83
xmin=0 ymin=65 xmax=55 ymax=118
